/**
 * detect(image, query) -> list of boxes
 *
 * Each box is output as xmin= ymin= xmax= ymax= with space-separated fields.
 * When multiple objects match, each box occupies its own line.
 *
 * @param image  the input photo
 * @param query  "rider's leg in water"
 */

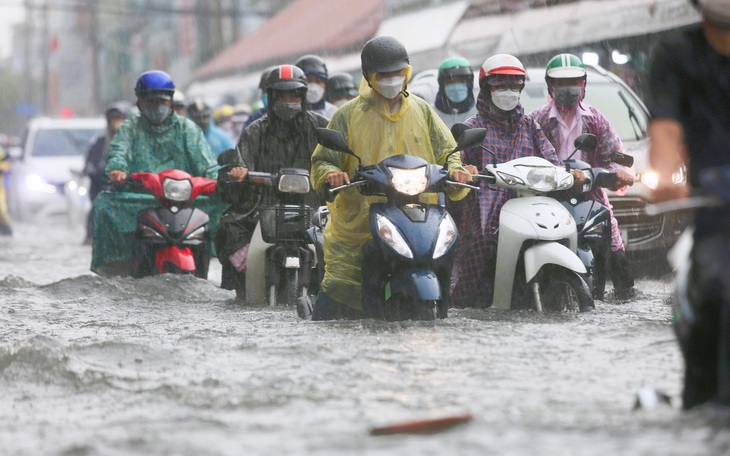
xmin=312 ymin=291 xmax=363 ymax=320
xmin=220 ymin=260 xmax=247 ymax=302
xmin=609 ymin=249 xmax=636 ymax=300
xmin=361 ymin=241 xmax=386 ymax=319
xmin=682 ymin=234 xmax=730 ymax=409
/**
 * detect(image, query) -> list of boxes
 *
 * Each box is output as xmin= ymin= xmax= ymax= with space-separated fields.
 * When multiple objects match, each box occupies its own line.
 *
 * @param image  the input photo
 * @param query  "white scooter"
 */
xmin=472 ymin=150 xmax=594 ymax=312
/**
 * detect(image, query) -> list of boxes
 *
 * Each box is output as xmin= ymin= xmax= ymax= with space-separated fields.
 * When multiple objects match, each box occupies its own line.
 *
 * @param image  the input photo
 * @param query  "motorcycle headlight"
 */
xmin=162 ymin=177 xmax=192 ymax=202
xmin=389 ymin=166 xmax=428 ymax=196
xmin=25 ymin=174 xmax=57 ymax=194
xmin=433 ymin=214 xmax=457 ymax=259
xmin=496 ymin=171 xmax=525 ymax=186
xmin=186 ymin=226 xmax=206 ymax=240
xmin=585 ymin=220 xmax=606 ymax=235
xmin=278 ymin=174 xmax=310 ymax=194
xmin=376 ymin=213 xmax=413 ymax=259
xmin=141 ymin=225 xmax=164 ymax=238
xmin=521 ymin=166 xmax=569 ymax=192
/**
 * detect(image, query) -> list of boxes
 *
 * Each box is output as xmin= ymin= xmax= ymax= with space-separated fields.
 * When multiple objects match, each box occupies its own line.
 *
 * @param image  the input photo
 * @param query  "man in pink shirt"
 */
xmin=531 ymin=53 xmax=636 ymax=300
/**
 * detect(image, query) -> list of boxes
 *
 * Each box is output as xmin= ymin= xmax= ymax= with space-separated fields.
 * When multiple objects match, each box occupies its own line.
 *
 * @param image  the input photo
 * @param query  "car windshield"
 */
xmin=520 ymin=82 xmax=649 ymax=142
xmin=30 ymin=128 xmax=102 ymax=157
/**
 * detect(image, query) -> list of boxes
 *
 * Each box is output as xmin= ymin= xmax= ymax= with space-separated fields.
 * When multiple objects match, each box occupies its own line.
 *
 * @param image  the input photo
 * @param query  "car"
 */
xmin=408 ymin=64 xmax=687 ymax=270
xmin=519 ymin=64 xmax=688 ymax=268
xmin=6 ymin=116 xmax=106 ymax=222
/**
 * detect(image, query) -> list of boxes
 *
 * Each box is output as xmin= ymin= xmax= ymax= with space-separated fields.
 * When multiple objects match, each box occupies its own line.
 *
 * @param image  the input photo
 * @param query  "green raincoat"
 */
xmin=91 ymin=113 xmax=224 ymax=276
xmin=310 ymin=73 xmax=470 ymax=310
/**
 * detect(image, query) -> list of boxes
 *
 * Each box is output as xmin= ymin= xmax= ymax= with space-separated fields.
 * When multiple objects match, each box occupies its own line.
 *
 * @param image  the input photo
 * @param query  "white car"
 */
xmin=7 ymin=117 xmax=106 ymax=222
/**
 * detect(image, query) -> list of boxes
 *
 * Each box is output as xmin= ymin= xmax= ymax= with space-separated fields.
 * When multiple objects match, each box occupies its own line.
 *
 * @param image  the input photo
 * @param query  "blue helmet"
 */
xmin=134 ymin=70 xmax=175 ymax=98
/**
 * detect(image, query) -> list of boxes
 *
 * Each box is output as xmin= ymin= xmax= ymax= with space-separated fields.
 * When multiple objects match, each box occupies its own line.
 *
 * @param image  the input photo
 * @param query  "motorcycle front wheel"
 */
xmin=276 ymin=268 xmax=300 ymax=308
xmin=386 ymin=297 xmax=438 ymax=322
xmin=539 ymin=266 xmax=594 ymax=312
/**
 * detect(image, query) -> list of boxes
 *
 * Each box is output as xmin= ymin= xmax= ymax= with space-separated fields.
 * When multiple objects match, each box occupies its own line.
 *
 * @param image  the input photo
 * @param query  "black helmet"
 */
xmin=105 ymin=101 xmax=130 ymax=119
xmin=295 ymin=54 xmax=328 ymax=79
xmin=186 ymin=98 xmax=211 ymax=119
xmin=266 ymin=65 xmax=308 ymax=92
xmin=326 ymin=72 xmax=358 ymax=102
xmin=361 ymin=36 xmax=409 ymax=78
xmin=259 ymin=65 xmax=278 ymax=90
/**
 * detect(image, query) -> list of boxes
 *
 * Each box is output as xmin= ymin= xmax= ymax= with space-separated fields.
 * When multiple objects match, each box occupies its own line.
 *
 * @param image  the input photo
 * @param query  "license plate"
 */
xmin=285 ymin=256 xmax=300 ymax=268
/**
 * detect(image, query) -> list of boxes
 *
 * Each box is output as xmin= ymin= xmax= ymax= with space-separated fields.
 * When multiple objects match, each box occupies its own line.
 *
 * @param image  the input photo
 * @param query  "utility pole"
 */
xmin=90 ymin=0 xmax=101 ymax=112
xmin=23 ymin=0 xmax=33 ymax=104
xmin=41 ymin=0 xmax=49 ymax=114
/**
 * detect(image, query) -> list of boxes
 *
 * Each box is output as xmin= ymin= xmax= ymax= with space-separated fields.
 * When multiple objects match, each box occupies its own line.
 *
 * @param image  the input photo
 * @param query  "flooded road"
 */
xmin=1 ymin=220 xmax=727 ymax=455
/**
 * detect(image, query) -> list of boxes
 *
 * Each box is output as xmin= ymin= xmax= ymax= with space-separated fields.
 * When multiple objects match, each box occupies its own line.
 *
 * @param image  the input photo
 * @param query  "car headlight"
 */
xmin=433 ymin=215 xmax=457 ymax=259
xmin=162 ymin=177 xmax=192 ymax=202
xmin=25 ymin=174 xmax=57 ymax=193
xmin=640 ymin=169 xmax=685 ymax=190
xmin=278 ymin=174 xmax=310 ymax=194
xmin=186 ymin=226 xmax=206 ymax=240
xmin=389 ymin=166 xmax=428 ymax=195
xmin=376 ymin=213 xmax=413 ymax=258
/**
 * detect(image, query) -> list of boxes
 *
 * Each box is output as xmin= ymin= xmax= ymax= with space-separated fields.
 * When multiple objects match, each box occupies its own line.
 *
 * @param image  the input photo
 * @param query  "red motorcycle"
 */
xmin=129 ymin=169 xmax=216 ymax=278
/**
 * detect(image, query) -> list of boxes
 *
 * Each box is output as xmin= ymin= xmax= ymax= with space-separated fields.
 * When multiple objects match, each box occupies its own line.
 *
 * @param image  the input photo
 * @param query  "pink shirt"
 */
xmin=550 ymin=103 xmax=586 ymax=161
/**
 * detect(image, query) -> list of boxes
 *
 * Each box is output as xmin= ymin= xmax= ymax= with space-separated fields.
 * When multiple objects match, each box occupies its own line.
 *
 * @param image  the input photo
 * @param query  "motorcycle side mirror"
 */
xmin=450 ymin=122 xmax=471 ymax=142
xmin=565 ymin=133 xmax=598 ymax=162
xmin=316 ymin=128 xmax=361 ymax=165
xmin=611 ymin=151 xmax=634 ymax=168
xmin=217 ymin=148 xmax=238 ymax=166
xmin=444 ymin=127 xmax=488 ymax=168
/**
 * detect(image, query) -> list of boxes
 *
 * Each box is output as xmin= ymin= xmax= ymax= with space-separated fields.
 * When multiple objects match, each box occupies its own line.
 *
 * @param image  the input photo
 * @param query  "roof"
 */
xmin=194 ymin=0 xmax=384 ymax=81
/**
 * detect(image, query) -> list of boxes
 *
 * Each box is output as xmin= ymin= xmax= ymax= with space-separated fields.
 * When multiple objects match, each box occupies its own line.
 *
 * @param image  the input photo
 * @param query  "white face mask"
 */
xmin=375 ymin=76 xmax=405 ymax=100
xmin=491 ymin=89 xmax=520 ymax=112
xmin=306 ymin=84 xmax=325 ymax=104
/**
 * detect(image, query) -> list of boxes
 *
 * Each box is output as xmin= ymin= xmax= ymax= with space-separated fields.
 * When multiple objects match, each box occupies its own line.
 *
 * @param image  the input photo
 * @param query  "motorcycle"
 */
xmin=315 ymin=126 xmax=485 ymax=321
xmin=559 ymin=134 xmax=635 ymax=300
xmin=224 ymin=168 xmax=317 ymax=318
xmin=471 ymin=142 xmax=594 ymax=312
xmin=127 ymin=169 xmax=216 ymax=278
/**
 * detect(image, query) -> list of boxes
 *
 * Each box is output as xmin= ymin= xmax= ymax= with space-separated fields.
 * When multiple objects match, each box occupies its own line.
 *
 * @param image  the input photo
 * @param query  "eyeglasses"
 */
xmin=490 ymin=84 xmax=524 ymax=92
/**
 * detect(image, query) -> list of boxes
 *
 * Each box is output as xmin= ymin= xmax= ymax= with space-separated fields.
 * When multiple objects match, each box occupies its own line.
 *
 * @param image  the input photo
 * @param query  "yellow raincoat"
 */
xmin=0 ymin=146 xmax=11 ymax=233
xmin=310 ymin=72 xmax=470 ymax=310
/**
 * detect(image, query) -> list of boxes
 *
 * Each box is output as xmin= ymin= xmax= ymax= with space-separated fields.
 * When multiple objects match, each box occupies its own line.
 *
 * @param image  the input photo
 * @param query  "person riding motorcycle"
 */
xmin=433 ymin=56 xmax=477 ymax=127
xmin=530 ymin=53 xmax=636 ymax=300
xmin=216 ymin=64 xmax=329 ymax=301
xmin=295 ymin=54 xmax=338 ymax=120
xmin=325 ymin=72 xmax=358 ymax=108
xmin=92 ymin=70 xmax=219 ymax=276
xmin=448 ymin=53 xmax=586 ymax=309
xmin=648 ymin=0 xmax=730 ymax=410
xmin=82 ymin=101 xmax=131 ymax=244
xmin=310 ymin=35 xmax=473 ymax=320
xmin=187 ymin=98 xmax=236 ymax=157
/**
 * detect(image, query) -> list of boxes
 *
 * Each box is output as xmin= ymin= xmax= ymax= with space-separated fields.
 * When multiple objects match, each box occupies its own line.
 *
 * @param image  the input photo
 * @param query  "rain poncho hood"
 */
xmin=310 ymin=74 xmax=470 ymax=309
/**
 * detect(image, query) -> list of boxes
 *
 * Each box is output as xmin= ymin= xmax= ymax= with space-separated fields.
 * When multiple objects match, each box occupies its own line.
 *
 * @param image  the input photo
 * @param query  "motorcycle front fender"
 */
xmin=155 ymin=245 xmax=196 ymax=272
xmin=524 ymin=242 xmax=586 ymax=283
xmin=390 ymin=268 xmax=442 ymax=301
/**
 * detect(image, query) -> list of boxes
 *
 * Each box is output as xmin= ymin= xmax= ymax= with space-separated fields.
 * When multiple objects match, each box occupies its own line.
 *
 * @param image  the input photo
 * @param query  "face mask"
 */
xmin=306 ymin=84 xmax=325 ymax=104
xmin=699 ymin=0 xmax=730 ymax=28
xmin=272 ymin=102 xmax=302 ymax=121
xmin=141 ymin=103 xmax=172 ymax=125
xmin=491 ymin=89 xmax=520 ymax=112
xmin=553 ymin=86 xmax=582 ymax=108
xmin=445 ymin=83 xmax=469 ymax=103
xmin=375 ymin=76 xmax=405 ymax=100
xmin=261 ymin=93 xmax=268 ymax=109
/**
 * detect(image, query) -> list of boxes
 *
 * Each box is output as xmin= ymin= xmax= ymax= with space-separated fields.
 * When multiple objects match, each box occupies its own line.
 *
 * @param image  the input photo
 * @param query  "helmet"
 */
xmin=172 ymin=90 xmax=186 ymax=107
xmin=695 ymin=1 xmax=730 ymax=28
xmin=266 ymin=64 xmax=308 ymax=92
xmin=213 ymin=104 xmax=234 ymax=121
xmin=259 ymin=65 xmax=278 ymax=90
xmin=545 ymin=53 xmax=586 ymax=80
xmin=295 ymin=54 xmax=328 ymax=79
xmin=134 ymin=70 xmax=175 ymax=98
xmin=361 ymin=36 xmax=410 ymax=77
xmin=438 ymin=57 xmax=473 ymax=87
xmin=105 ymin=101 xmax=130 ymax=119
xmin=326 ymin=72 xmax=358 ymax=101
xmin=478 ymin=54 xmax=525 ymax=89
xmin=234 ymin=102 xmax=251 ymax=115
xmin=187 ymin=99 xmax=212 ymax=119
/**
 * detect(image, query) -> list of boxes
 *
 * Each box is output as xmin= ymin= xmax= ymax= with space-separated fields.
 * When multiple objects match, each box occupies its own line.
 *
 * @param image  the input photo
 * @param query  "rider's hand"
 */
xmin=229 ymin=166 xmax=249 ymax=182
xmin=610 ymin=171 xmax=635 ymax=191
xmin=108 ymin=170 xmax=127 ymax=185
xmin=326 ymin=172 xmax=350 ymax=188
xmin=462 ymin=165 xmax=479 ymax=177
xmin=571 ymin=169 xmax=587 ymax=191
xmin=653 ymin=178 xmax=690 ymax=203
xmin=449 ymin=169 xmax=472 ymax=184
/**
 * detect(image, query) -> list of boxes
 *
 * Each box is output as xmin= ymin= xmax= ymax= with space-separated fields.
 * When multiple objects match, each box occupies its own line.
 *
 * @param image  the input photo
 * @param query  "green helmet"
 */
xmin=438 ymin=57 xmax=473 ymax=82
xmin=545 ymin=53 xmax=586 ymax=80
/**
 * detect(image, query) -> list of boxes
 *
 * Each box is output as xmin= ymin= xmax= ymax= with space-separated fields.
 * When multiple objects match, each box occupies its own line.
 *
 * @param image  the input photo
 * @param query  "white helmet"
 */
xmin=172 ymin=90 xmax=186 ymax=107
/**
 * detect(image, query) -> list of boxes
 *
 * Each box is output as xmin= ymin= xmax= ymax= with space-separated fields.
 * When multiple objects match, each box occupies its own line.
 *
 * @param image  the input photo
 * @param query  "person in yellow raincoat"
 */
xmin=0 ymin=144 xmax=11 ymax=236
xmin=310 ymin=35 xmax=474 ymax=320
